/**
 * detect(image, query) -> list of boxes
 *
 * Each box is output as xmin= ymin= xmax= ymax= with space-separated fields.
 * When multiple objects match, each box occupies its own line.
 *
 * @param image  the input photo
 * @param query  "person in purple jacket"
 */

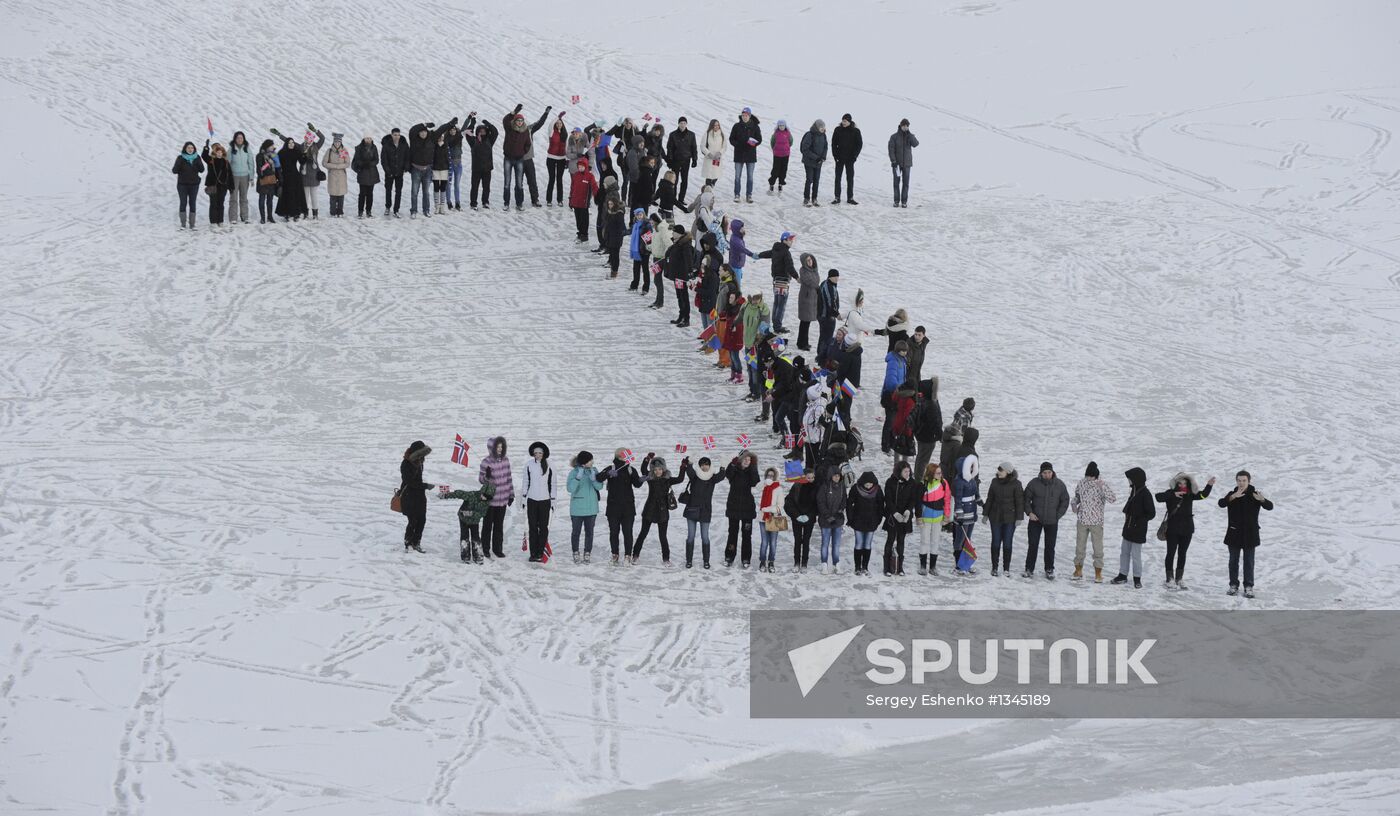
xmin=728 ymin=218 xmax=756 ymax=289
xmin=478 ymin=436 xmax=515 ymax=558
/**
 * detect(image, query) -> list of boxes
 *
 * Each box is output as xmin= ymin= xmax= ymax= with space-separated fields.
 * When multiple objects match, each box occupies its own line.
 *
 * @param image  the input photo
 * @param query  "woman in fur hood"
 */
xmin=632 ymin=454 xmax=685 ymax=566
xmin=1155 ymin=471 xmax=1215 ymax=590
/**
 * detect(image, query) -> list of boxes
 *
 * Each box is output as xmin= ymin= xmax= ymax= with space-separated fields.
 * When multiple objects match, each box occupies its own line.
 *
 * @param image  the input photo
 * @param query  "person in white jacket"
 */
xmin=701 ymin=119 xmax=726 ymax=185
xmin=521 ymin=441 xmax=556 ymax=562
xmin=757 ymin=468 xmax=785 ymax=573
xmin=1070 ymin=461 xmax=1117 ymax=582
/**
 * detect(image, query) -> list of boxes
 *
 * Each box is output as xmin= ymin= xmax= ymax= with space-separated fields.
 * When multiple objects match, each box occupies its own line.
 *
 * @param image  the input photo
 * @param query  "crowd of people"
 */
xmin=197 ymin=102 xmax=1270 ymax=599
xmin=170 ymin=107 xmax=921 ymax=227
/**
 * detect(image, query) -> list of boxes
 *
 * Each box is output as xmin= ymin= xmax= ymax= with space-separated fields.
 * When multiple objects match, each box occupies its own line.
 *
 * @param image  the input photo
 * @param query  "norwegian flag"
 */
xmin=797 ymin=429 xmax=808 ymax=447
xmin=450 ymin=434 xmax=470 ymax=467
xmin=675 ymin=443 xmax=688 ymax=454
xmin=521 ymin=532 xmax=553 ymax=563
xmin=737 ymin=433 xmax=752 ymax=449
xmin=702 ymin=435 xmax=717 ymax=450
xmin=783 ymin=432 xmax=796 ymax=449
xmin=620 ymin=448 xmax=636 ymax=465
xmin=643 ymin=112 xmax=653 ymax=121
xmin=570 ymin=94 xmax=580 ymax=105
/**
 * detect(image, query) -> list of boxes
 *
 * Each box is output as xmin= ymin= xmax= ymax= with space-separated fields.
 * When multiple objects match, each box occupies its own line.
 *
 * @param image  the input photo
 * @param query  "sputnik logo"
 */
xmin=787 ymin=624 xmax=864 ymax=697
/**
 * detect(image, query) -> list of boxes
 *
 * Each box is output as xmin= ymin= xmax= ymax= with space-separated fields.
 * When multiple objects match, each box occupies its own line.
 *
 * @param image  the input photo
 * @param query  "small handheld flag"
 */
xmin=570 ymin=94 xmax=580 ymax=105
xmin=450 ymin=434 xmax=471 ymax=467
xmin=783 ymin=433 xmax=796 ymax=449
xmin=737 ymin=433 xmax=752 ymax=449
xmin=702 ymin=435 xmax=717 ymax=450
xmin=643 ymin=113 xmax=653 ymax=121
xmin=839 ymin=379 xmax=858 ymax=398
xmin=675 ymin=443 xmax=688 ymax=454
xmin=620 ymin=448 xmax=636 ymax=465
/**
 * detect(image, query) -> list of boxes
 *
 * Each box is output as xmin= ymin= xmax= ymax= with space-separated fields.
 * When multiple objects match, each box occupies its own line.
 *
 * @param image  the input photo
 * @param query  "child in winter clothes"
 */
xmin=634 ymin=454 xmax=685 ymax=565
xmin=628 ymin=208 xmax=652 ymax=288
xmin=815 ymin=466 xmax=847 ymax=573
xmin=917 ymin=463 xmax=952 ymax=576
xmin=1112 ymin=467 xmax=1156 ymax=588
xmin=569 ymin=158 xmax=598 ymax=242
xmin=768 ymin=120 xmax=793 ymax=193
xmin=441 ymin=480 xmax=496 ymax=563
xmin=757 ymin=468 xmax=784 ymax=573
xmin=566 ymin=451 xmax=602 ymax=562
xmin=1071 ymin=461 xmax=1117 ymax=582
xmin=728 ymin=218 xmax=755 ymax=289
xmin=784 ymin=475 xmax=818 ymax=570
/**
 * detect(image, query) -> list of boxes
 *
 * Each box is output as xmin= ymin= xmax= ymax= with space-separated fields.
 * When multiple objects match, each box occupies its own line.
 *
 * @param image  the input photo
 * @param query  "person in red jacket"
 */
xmin=721 ymin=291 xmax=747 ymax=383
xmin=569 ymin=158 xmax=598 ymax=242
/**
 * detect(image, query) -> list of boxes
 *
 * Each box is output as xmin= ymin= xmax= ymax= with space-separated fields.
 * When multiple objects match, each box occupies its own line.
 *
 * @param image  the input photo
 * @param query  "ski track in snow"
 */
xmin=2 ymin=0 xmax=1400 ymax=813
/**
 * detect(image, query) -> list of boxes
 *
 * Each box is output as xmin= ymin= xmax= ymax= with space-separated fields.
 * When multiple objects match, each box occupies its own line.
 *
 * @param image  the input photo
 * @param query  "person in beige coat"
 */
xmin=323 ymin=133 xmax=350 ymax=217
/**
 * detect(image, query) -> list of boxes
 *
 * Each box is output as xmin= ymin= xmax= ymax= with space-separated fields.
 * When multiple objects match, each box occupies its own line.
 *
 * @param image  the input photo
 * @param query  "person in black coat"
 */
xmin=201 ymin=140 xmax=233 ymax=225
xmin=666 ymin=117 xmax=698 ymax=201
xmin=398 ymin=441 xmax=435 ymax=553
xmin=1155 ymin=472 xmax=1216 ymax=589
xmin=352 ymin=136 xmax=381 ymax=218
xmin=680 ymin=457 xmax=726 ymax=568
xmin=665 ymin=226 xmax=697 ymax=327
xmin=1218 ymin=470 xmax=1273 ymax=597
xmin=463 ymin=115 xmax=498 ymax=209
xmin=728 ymin=108 xmax=762 ymax=201
xmin=784 ymin=475 xmax=818 ymax=570
xmin=380 ymin=128 xmax=411 ymax=215
xmin=274 ymin=137 xmax=308 ymax=221
xmin=1112 ymin=467 xmax=1156 ymax=587
xmin=652 ymin=171 xmax=678 ymax=220
xmin=846 ymin=470 xmax=885 ymax=576
xmin=597 ymin=449 xmax=645 ymax=564
xmin=830 ymin=113 xmax=863 ymax=204
xmin=172 ymin=141 xmax=205 ymax=228
xmin=882 ymin=462 xmax=920 ymax=576
xmin=603 ymin=199 xmax=627 ymax=278
xmin=696 ymin=233 xmax=723 ymax=334
xmin=911 ymin=378 xmax=944 ymax=478
xmin=723 ymin=452 xmax=761 ymax=567
xmin=756 ymin=234 xmax=797 ymax=334
xmin=633 ymin=454 xmax=685 ymax=565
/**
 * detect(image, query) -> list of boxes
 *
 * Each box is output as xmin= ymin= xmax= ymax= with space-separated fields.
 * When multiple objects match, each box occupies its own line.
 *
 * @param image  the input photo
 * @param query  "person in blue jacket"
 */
xmin=880 ymin=340 xmax=910 ymax=453
xmin=628 ymin=208 xmax=651 ymax=290
xmin=566 ymin=451 xmax=602 ymax=563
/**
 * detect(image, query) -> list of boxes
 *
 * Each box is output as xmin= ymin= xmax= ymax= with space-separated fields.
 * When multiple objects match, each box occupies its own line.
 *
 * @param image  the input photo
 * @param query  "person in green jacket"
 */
xmin=567 ymin=451 xmax=602 ymax=563
xmin=441 ymin=480 xmax=495 ymax=563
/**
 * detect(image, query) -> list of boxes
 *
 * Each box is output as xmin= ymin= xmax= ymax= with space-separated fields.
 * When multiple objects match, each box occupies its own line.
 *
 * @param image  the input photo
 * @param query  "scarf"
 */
xmin=180 ymin=152 xmax=199 ymax=164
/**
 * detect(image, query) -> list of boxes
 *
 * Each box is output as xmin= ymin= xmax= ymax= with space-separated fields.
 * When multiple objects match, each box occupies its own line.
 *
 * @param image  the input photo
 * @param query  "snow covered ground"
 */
xmin=2 ymin=0 xmax=1399 ymax=812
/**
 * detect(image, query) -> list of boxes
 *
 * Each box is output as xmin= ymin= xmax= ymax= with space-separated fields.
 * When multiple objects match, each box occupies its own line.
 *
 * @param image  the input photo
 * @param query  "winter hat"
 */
xmin=672 ymin=224 xmax=686 ymax=235
xmin=842 ymin=113 xmax=853 ymax=123
xmin=813 ymin=119 xmax=825 ymax=129
xmin=742 ymin=106 xmax=752 ymax=114
xmin=576 ymin=450 xmax=594 ymax=466
xmin=1040 ymin=461 xmax=1054 ymax=475
xmin=678 ymin=116 xmax=688 ymax=124
xmin=529 ymin=441 xmax=550 ymax=459
xmin=331 ymin=132 xmax=343 ymax=141
xmin=651 ymin=457 xmax=669 ymax=472
xmin=899 ymin=118 xmax=910 ymax=127
xmin=781 ymin=231 xmax=796 ymax=242
xmin=827 ymin=268 xmax=840 ymax=279
xmin=998 ymin=461 xmax=1014 ymax=475
xmin=572 ymin=126 xmax=582 ymax=133
xmin=962 ymin=397 xmax=976 ymax=412
xmin=632 ymin=207 xmax=646 ymax=216
xmin=777 ymin=119 xmax=787 ymax=128
xmin=1085 ymin=461 xmax=1100 ymax=478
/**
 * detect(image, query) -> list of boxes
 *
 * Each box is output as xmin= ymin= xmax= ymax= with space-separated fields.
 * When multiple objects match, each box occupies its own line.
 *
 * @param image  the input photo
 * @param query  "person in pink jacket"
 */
xmin=768 ymin=120 xmax=793 ymax=194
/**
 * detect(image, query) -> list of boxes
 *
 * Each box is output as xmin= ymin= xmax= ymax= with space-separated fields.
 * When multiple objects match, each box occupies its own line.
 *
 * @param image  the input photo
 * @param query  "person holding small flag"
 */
xmin=680 ymin=456 xmax=725 ymax=568
xmin=440 ymin=480 xmax=495 ymax=563
xmin=757 ymin=468 xmax=785 ymax=573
